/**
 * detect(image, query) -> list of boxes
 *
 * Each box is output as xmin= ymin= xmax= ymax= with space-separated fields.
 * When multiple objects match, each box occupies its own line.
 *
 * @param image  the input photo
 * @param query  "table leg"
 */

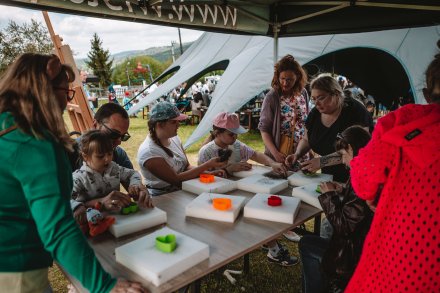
xmin=243 ymin=253 xmax=250 ymax=274
xmin=190 ymin=279 xmax=201 ymax=293
xmin=313 ymin=214 xmax=321 ymax=235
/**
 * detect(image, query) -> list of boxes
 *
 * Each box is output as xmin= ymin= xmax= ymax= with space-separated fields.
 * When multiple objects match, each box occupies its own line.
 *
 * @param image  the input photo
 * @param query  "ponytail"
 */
xmin=147 ymin=119 xmax=174 ymax=157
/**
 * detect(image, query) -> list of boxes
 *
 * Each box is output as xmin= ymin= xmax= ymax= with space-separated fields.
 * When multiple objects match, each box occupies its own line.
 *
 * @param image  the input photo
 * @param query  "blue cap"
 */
xmin=149 ymin=101 xmax=188 ymax=122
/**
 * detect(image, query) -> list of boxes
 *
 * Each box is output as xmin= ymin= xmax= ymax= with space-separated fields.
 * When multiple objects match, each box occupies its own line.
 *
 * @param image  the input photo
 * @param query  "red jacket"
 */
xmin=346 ymin=103 xmax=440 ymax=292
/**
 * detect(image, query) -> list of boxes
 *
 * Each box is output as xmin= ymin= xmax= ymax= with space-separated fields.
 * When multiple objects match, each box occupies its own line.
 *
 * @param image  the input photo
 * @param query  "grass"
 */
xmin=53 ymin=108 xmax=309 ymax=293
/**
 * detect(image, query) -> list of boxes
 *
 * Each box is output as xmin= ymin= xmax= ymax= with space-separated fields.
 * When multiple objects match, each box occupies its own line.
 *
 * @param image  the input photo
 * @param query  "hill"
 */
xmin=75 ymin=42 xmax=193 ymax=70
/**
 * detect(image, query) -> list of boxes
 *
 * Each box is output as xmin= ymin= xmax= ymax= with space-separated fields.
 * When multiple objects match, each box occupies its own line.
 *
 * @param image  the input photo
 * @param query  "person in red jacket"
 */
xmin=345 ymin=41 xmax=440 ymax=292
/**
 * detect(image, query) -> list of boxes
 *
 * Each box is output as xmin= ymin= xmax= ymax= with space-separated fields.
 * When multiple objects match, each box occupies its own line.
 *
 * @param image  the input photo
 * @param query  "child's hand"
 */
xmin=207 ymin=157 xmax=227 ymax=169
xmin=227 ymin=162 xmax=252 ymax=172
xmin=319 ymin=181 xmax=339 ymax=193
xmin=207 ymin=169 xmax=227 ymax=178
xmin=129 ymin=185 xmax=154 ymax=208
xmin=73 ymin=205 xmax=88 ymax=226
xmin=103 ymin=191 xmax=131 ymax=211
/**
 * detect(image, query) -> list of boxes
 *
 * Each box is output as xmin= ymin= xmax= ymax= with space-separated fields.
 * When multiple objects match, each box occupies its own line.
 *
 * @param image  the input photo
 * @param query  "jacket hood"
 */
xmin=377 ymin=104 xmax=440 ymax=170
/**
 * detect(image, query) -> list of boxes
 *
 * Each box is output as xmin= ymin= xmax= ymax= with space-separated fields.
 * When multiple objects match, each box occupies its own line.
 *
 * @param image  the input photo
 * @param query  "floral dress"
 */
xmin=280 ymin=92 xmax=310 ymax=161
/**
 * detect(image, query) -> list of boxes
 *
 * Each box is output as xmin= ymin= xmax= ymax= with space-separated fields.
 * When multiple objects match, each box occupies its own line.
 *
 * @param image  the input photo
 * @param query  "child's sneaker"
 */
xmin=267 ymin=247 xmax=299 ymax=266
xmin=283 ymin=231 xmax=301 ymax=242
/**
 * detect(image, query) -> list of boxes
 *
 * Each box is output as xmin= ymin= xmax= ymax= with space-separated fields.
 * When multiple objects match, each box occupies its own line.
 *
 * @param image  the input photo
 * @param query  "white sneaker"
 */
xmin=283 ymin=231 xmax=301 ymax=242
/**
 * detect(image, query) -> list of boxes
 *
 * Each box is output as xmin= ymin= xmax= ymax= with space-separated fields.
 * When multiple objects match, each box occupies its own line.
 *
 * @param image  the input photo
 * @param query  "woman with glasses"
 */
xmin=137 ymin=101 xmax=226 ymax=196
xmin=258 ymin=54 xmax=310 ymax=242
xmin=286 ymin=75 xmax=371 ymax=183
xmin=0 ymin=53 xmax=143 ymax=292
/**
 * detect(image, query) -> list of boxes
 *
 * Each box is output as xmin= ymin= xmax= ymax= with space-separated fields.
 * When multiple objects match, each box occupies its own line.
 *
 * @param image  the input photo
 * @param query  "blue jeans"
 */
xmin=299 ymin=235 xmax=329 ymax=293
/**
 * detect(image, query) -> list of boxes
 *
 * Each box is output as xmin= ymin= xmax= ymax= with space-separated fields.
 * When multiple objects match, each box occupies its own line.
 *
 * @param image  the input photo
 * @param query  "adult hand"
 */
xmin=270 ymin=162 xmax=288 ymax=177
xmin=285 ymin=154 xmax=300 ymax=170
xmin=301 ymin=157 xmax=321 ymax=173
xmin=207 ymin=157 xmax=228 ymax=169
xmin=110 ymin=278 xmax=145 ymax=293
xmin=102 ymin=191 xmax=132 ymax=211
xmin=128 ymin=185 xmax=154 ymax=208
xmin=73 ymin=205 xmax=87 ymax=225
xmin=273 ymin=151 xmax=286 ymax=163
xmin=207 ymin=169 xmax=227 ymax=178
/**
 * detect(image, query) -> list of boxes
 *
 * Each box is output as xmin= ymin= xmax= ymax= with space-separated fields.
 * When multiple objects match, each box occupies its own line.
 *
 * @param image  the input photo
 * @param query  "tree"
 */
xmin=0 ymin=20 xmax=53 ymax=74
xmin=86 ymin=33 xmax=113 ymax=88
xmin=112 ymin=56 xmax=168 ymax=86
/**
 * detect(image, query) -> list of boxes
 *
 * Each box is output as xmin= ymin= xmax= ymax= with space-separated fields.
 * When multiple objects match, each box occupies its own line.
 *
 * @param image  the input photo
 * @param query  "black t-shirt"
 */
xmin=305 ymin=98 xmax=370 ymax=182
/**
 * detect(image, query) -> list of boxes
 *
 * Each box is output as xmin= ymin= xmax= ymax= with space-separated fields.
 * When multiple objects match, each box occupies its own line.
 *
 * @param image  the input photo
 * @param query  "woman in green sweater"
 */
xmin=0 ymin=53 xmax=143 ymax=293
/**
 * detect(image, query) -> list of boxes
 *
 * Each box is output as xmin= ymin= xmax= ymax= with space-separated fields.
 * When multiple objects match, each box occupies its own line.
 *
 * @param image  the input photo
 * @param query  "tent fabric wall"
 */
xmin=128 ymin=25 xmax=439 ymax=148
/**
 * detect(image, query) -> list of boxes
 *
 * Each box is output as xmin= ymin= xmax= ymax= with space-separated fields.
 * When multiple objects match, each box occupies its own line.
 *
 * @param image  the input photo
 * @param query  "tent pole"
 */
xmin=273 ymin=18 xmax=280 ymax=64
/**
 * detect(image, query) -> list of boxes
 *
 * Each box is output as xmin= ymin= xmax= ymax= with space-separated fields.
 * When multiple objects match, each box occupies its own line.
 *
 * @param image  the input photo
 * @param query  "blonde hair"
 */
xmin=0 ymin=53 xmax=74 ymax=151
xmin=310 ymin=75 xmax=345 ymax=107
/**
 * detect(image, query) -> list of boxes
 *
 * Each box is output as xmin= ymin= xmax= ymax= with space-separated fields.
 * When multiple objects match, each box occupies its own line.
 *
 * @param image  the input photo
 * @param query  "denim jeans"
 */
xmin=299 ymin=235 xmax=329 ymax=293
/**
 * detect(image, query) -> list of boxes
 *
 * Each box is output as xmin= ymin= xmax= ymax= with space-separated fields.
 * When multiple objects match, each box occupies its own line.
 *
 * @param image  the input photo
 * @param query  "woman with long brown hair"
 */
xmin=0 ymin=53 xmax=143 ymax=293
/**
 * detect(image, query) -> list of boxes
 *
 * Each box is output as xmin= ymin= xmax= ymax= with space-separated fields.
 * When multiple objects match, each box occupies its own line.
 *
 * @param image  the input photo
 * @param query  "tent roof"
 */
xmin=3 ymin=1 xmax=440 ymax=37
xmin=127 ymin=25 xmax=439 ymax=148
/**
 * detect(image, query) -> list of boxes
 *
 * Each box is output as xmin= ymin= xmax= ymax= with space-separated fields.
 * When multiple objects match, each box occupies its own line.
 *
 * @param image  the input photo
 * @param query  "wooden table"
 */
xmin=66 ymin=187 xmax=321 ymax=293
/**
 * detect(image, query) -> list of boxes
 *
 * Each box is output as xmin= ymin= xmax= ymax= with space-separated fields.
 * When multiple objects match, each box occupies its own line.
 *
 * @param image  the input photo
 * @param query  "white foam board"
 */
xmin=182 ymin=176 xmax=237 ymax=195
xmin=244 ymin=193 xmax=301 ymax=224
xmin=115 ymin=227 xmax=209 ymax=286
xmin=185 ymin=192 xmax=246 ymax=223
xmin=236 ymin=174 xmax=288 ymax=194
xmin=109 ymin=207 xmax=167 ymax=238
xmin=291 ymin=183 xmax=323 ymax=210
xmin=233 ymin=165 xmax=271 ymax=178
xmin=288 ymin=171 xmax=333 ymax=187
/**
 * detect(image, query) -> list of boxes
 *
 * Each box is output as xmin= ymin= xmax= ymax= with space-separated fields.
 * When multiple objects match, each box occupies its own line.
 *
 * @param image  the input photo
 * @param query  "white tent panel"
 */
xmin=128 ymin=25 xmax=440 ymax=149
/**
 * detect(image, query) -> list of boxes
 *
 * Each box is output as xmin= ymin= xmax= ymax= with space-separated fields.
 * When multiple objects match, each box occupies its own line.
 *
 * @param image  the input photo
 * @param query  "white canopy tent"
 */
xmin=128 ymin=25 xmax=440 ymax=148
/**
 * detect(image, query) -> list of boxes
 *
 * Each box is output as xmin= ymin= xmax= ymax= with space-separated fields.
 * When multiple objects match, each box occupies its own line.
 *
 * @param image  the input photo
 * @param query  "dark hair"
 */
xmin=335 ymin=125 xmax=371 ymax=156
xmin=147 ymin=119 xmax=173 ymax=157
xmin=201 ymin=125 xmax=227 ymax=146
xmin=271 ymin=54 xmax=307 ymax=96
xmin=425 ymin=40 xmax=440 ymax=103
xmin=94 ymin=102 xmax=129 ymax=123
xmin=193 ymin=92 xmax=203 ymax=103
xmin=80 ymin=130 xmax=113 ymax=157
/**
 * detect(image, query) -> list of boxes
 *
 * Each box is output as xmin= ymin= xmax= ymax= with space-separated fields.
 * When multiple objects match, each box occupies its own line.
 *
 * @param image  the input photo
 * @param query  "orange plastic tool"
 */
xmin=212 ymin=198 xmax=232 ymax=210
xmin=200 ymin=174 xmax=215 ymax=183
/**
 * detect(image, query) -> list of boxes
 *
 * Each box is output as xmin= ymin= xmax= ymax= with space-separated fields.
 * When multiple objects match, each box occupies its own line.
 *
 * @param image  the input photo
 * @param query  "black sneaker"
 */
xmin=267 ymin=247 xmax=299 ymax=267
xmin=261 ymin=241 xmax=284 ymax=252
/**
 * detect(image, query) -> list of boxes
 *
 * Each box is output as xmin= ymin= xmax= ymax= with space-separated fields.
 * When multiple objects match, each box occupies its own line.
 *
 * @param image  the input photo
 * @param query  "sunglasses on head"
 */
xmin=101 ymin=123 xmax=131 ymax=141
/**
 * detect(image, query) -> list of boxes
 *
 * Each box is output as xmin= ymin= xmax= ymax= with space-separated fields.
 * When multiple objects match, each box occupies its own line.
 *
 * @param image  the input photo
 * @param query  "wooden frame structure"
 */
xmin=42 ymin=11 xmax=94 ymax=133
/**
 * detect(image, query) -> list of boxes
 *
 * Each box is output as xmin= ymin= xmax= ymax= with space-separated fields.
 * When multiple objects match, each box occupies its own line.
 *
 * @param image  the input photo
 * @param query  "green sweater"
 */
xmin=0 ymin=113 xmax=116 ymax=292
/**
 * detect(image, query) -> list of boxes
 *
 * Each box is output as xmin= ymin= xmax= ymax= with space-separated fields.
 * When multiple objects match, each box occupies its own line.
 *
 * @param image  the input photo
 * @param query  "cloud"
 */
xmin=0 ymin=4 xmax=203 ymax=58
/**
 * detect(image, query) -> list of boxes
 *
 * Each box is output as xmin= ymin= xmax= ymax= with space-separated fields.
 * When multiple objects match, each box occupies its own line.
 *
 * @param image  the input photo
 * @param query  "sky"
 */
xmin=0 ymin=4 xmax=204 ymax=59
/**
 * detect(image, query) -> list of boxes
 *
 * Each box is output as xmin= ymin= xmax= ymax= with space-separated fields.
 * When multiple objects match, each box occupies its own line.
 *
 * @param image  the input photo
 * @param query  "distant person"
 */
xmin=80 ymin=70 xmax=97 ymax=112
xmin=137 ymin=102 xmax=226 ymax=196
xmin=0 ymin=53 xmax=143 ymax=292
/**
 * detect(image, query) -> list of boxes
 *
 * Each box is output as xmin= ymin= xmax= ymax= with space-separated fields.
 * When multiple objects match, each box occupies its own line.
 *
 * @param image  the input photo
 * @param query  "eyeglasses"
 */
xmin=310 ymin=94 xmax=331 ymax=104
xmin=101 ymin=123 xmax=131 ymax=142
xmin=53 ymin=87 xmax=75 ymax=101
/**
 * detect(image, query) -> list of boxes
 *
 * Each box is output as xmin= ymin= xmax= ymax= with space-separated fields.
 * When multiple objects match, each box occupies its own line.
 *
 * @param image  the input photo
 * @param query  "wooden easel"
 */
xmin=43 ymin=11 xmax=94 ymax=133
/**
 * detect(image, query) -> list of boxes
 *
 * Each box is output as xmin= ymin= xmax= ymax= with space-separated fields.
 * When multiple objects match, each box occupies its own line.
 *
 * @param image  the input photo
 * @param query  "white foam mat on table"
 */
xmin=233 ymin=165 xmax=271 ymax=178
xmin=291 ymin=183 xmax=323 ymax=210
xmin=244 ymin=193 xmax=301 ymax=224
xmin=182 ymin=176 xmax=237 ymax=195
xmin=236 ymin=174 xmax=288 ymax=194
xmin=288 ymin=172 xmax=333 ymax=187
xmin=108 ymin=207 xmax=167 ymax=238
xmin=115 ymin=226 xmax=209 ymax=286
xmin=185 ymin=192 xmax=246 ymax=223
